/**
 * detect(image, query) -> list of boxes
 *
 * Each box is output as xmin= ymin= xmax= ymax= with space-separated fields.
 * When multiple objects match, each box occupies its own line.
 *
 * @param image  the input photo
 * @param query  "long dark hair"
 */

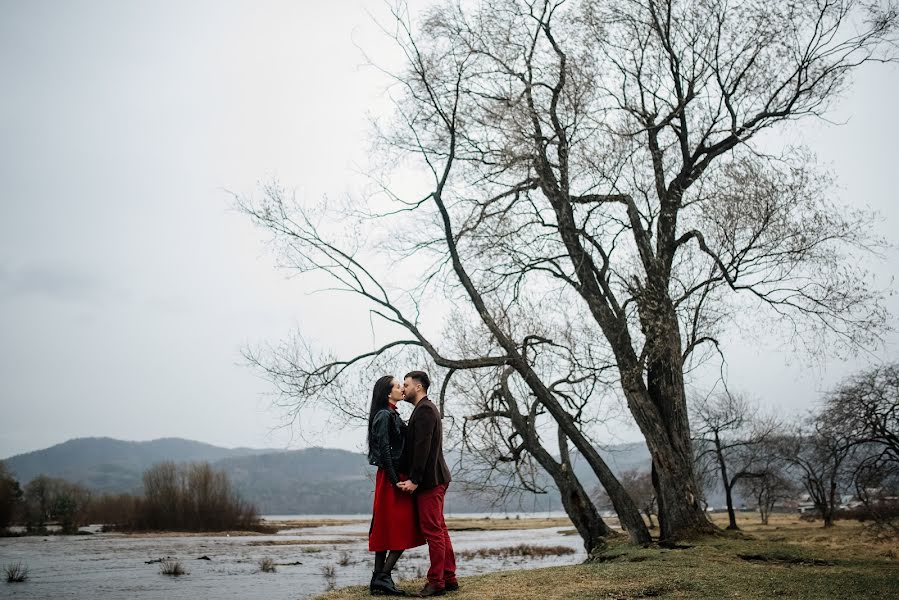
xmin=367 ymin=375 xmax=395 ymax=454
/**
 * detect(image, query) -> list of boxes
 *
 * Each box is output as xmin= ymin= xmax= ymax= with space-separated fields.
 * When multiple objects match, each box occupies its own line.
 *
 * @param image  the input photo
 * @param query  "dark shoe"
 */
xmin=444 ymin=580 xmax=459 ymax=592
xmin=372 ymin=571 xmax=406 ymax=596
xmin=371 ymin=571 xmax=384 ymax=595
xmin=417 ymin=584 xmax=446 ymax=597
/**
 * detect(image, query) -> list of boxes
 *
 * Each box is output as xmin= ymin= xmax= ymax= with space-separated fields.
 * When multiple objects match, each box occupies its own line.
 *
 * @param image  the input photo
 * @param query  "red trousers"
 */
xmin=415 ymin=483 xmax=457 ymax=588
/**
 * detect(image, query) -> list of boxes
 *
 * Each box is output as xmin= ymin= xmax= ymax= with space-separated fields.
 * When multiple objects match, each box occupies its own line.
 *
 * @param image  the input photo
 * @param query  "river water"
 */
xmin=0 ymin=515 xmax=586 ymax=599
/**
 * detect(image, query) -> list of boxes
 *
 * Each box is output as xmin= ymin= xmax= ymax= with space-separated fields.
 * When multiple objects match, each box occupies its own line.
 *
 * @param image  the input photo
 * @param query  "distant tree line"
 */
xmin=589 ymin=362 xmax=899 ymax=536
xmin=0 ymin=461 xmax=265 ymax=534
xmin=690 ymin=363 xmax=899 ymax=533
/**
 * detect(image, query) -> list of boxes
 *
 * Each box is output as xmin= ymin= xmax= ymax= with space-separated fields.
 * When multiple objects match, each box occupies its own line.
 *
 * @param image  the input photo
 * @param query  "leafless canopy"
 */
xmin=693 ymin=391 xmax=779 ymax=528
xmin=239 ymin=0 xmax=897 ymax=541
xmin=825 ymin=363 xmax=899 ymax=532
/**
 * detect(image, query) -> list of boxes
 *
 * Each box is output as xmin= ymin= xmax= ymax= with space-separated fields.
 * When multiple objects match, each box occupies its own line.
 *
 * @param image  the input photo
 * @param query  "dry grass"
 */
xmin=321 ymin=564 xmax=338 ymax=591
xmin=445 ymin=516 xmax=574 ymax=531
xmin=312 ymin=512 xmax=899 ymax=600
xmin=158 ymin=559 xmax=188 ymax=576
xmin=456 ymin=544 xmax=576 ymax=560
xmin=246 ymin=538 xmax=358 ymax=546
xmin=260 ymin=515 xmax=576 ymax=534
xmin=117 ymin=530 xmax=265 ymax=538
xmin=5 ymin=562 xmax=28 ymax=583
xmin=264 ymin=516 xmax=577 ymax=533
xmin=263 ymin=518 xmax=366 ymax=529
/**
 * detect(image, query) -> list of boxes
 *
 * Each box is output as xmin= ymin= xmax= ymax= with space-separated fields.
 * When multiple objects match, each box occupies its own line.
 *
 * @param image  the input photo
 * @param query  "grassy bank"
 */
xmin=314 ymin=513 xmax=899 ymax=599
xmin=443 ymin=516 xmax=575 ymax=531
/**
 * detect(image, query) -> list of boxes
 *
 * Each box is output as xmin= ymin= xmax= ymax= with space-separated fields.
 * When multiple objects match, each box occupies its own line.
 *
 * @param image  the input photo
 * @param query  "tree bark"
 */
xmin=518 ymin=369 xmax=652 ymax=545
xmin=624 ymin=361 xmax=715 ymax=541
xmin=713 ymin=433 xmax=739 ymax=530
xmin=636 ymin=292 xmax=717 ymax=541
xmin=499 ymin=371 xmax=649 ymax=547
xmin=541 ymin=182 xmax=714 ymax=542
xmin=528 ymin=439 xmax=612 ymax=554
xmin=824 ymin=479 xmax=837 ymax=527
xmin=496 ymin=382 xmax=615 ymax=554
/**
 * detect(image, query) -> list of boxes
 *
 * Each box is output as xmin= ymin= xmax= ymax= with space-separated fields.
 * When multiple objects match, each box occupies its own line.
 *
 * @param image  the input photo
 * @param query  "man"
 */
xmin=397 ymin=371 xmax=458 ymax=597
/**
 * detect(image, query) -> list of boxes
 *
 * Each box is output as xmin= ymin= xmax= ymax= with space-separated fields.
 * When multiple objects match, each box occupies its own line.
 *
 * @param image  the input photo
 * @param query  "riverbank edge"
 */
xmin=310 ymin=518 xmax=899 ymax=600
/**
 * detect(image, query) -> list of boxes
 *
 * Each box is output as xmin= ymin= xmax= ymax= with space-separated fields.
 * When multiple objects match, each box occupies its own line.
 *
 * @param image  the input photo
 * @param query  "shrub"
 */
xmin=159 ymin=559 xmax=188 ymax=576
xmin=321 ymin=564 xmax=337 ymax=590
xmin=259 ymin=557 xmax=276 ymax=573
xmin=5 ymin=562 xmax=28 ymax=583
xmin=89 ymin=462 xmax=263 ymax=533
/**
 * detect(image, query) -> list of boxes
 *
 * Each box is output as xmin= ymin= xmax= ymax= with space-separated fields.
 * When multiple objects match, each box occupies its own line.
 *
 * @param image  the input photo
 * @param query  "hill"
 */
xmin=2 ymin=437 xmax=276 ymax=493
xmin=1 ymin=436 xmax=658 ymax=514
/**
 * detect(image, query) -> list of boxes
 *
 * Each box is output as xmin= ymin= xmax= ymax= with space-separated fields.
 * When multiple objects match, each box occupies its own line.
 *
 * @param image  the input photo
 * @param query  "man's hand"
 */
xmin=397 ymin=480 xmax=418 ymax=493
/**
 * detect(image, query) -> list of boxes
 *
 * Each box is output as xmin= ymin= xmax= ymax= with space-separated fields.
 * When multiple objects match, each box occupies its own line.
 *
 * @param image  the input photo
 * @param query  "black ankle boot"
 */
xmin=375 ymin=571 xmax=406 ymax=596
xmin=371 ymin=571 xmax=388 ymax=595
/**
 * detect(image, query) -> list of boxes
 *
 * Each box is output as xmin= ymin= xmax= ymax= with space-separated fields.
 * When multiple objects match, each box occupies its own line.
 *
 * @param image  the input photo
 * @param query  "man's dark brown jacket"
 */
xmin=405 ymin=396 xmax=451 ymax=489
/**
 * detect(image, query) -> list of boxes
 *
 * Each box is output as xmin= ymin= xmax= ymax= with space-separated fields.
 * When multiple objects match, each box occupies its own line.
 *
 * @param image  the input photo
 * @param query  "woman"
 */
xmin=367 ymin=375 xmax=425 ymax=596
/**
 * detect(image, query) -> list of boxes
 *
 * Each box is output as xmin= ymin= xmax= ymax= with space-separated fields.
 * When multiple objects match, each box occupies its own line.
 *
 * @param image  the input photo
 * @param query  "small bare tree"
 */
xmin=23 ymin=475 xmax=90 ymax=533
xmin=775 ymin=411 xmax=857 ymax=527
xmin=738 ymin=459 xmax=795 ymax=526
xmin=593 ymin=469 xmax=657 ymax=528
xmin=825 ymin=363 xmax=899 ymax=533
xmin=852 ymin=451 xmax=899 ymax=535
xmin=621 ymin=470 xmax=658 ymax=530
xmin=693 ymin=392 xmax=778 ymax=529
xmin=825 ymin=363 xmax=899 ymax=462
xmin=0 ymin=462 xmax=23 ymax=531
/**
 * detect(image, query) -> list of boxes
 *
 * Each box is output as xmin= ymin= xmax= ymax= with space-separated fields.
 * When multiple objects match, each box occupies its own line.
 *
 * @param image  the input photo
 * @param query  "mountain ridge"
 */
xmin=2 ymin=436 xmax=654 ymax=514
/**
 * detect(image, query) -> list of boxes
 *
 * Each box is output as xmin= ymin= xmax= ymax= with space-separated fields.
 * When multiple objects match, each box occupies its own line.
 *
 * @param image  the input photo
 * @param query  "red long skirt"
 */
xmin=369 ymin=468 xmax=426 ymax=551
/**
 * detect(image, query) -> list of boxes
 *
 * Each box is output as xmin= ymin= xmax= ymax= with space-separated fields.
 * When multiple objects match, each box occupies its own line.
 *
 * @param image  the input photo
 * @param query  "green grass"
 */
xmin=313 ymin=514 xmax=899 ymax=599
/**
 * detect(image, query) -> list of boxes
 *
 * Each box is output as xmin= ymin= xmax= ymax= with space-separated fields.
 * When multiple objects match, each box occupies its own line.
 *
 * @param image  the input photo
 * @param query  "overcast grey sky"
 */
xmin=1 ymin=0 xmax=897 ymax=460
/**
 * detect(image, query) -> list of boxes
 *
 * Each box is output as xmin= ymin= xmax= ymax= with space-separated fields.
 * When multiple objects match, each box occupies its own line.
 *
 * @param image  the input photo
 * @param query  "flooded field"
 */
xmin=0 ymin=515 xmax=586 ymax=599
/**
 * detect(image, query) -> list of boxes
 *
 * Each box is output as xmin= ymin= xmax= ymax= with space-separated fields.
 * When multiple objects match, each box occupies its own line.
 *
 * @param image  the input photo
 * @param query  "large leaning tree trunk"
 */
xmin=463 ymin=366 xmax=630 ymax=552
xmin=238 ymin=0 xmax=895 ymax=543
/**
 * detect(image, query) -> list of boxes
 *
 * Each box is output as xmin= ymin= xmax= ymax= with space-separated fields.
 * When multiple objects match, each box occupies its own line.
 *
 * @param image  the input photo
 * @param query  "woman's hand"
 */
xmin=397 ymin=480 xmax=418 ymax=493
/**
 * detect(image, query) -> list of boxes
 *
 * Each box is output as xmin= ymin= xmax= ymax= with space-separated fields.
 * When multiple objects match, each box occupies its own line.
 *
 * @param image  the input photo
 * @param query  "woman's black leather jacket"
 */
xmin=368 ymin=407 xmax=407 ymax=485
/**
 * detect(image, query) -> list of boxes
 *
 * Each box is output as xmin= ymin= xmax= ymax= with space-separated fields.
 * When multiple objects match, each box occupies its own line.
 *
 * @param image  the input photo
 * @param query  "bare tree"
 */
xmin=775 ymin=411 xmax=857 ymax=527
xmin=852 ymin=450 xmax=899 ymax=535
xmin=22 ymin=476 xmax=91 ymax=533
xmin=693 ymin=392 xmax=777 ymax=529
xmin=140 ymin=461 xmax=258 ymax=532
xmin=240 ymin=0 xmax=897 ymax=541
xmin=825 ymin=363 xmax=899 ymax=461
xmin=737 ymin=452 xmax=794 ymax=526
xmin=825 ymin=363 xmax=899 ymax=533
xmin=595 ymin=469 xmax=658 ymax=529
xmin=0 ymin=462 xmax=23 ymax=530
xmin=239 ymin=188 xmax=652 ymax=545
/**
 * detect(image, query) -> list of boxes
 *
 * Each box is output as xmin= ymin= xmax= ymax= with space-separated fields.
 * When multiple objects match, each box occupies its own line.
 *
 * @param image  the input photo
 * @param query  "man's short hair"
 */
xmin=404 ymin=370 xmax=431 ymax=392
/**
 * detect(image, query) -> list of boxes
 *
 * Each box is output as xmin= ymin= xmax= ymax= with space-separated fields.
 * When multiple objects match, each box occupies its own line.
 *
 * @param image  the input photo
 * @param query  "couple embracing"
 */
xmin=367 ymin=371 xmax=458 ymax=597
